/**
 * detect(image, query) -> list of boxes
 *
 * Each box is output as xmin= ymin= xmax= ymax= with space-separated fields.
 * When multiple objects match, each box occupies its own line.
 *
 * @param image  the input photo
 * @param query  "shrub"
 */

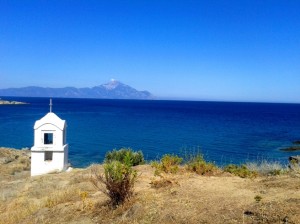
xmin=224 ymin=164 xmax=258 ymax=178
xmin=91 ymin=161 xmax=137 ymax=208
xmin=105 ymin=148 xmax=145 ymax=166
xmin=152 ymin=154 xmax=183 ymax=175
xmin=186 ymin=154 xmax=218 ymax=175
xmin=254 ymin=195 xmax=262 ymax=203
xmin=150 ymin=177 xmax=178 ymax=188
xmin=245 ymin=161 xmax=288 ymax=176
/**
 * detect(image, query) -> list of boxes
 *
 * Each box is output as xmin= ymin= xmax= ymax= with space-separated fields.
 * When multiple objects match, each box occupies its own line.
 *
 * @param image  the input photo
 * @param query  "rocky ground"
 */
xmin=0 ymin=147 xmax=299 ymax=224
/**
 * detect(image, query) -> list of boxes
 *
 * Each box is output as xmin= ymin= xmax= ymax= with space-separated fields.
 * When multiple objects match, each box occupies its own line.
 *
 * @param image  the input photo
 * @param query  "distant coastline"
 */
xmin=0 ymin=98 xmax=28 ymax=105
xmin=0 ymin=80 xmax=154 ymax=100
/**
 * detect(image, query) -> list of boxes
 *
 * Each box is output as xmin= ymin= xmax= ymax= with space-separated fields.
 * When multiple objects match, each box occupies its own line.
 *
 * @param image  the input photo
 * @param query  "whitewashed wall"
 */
xmin=31 ymin=146 xmax=68 ymax=176
xmin=31 ymin=112 xmax=68 ymax=176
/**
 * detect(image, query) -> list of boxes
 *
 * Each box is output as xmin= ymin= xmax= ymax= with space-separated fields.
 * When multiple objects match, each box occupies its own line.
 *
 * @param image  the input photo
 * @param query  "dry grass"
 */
xmin=0 ymin=147 xmax=30 ymax=178
xmin=245 ymin=160 xmax=289 ymax=176
xmin=150 ymin=174 xmax=179 ymax=188
xmin=1 ymin=148 xmax=300 ymax=224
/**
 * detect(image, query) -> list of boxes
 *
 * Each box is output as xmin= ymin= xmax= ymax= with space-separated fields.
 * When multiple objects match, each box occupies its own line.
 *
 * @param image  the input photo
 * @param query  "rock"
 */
xmin=0 ymin=157 xmax=14 ymax=164
xmin=289 ymin=156 xmax=300 ymax=171
xmin=280 ymin=145 xmax=300 ymax=152
xmin=289 ymin=156 xmax=300 ymax=163
xmin=0 ymin=100 xmax=28 ymax=105
xmin=282 ymin=216 xmax=289 ymax=224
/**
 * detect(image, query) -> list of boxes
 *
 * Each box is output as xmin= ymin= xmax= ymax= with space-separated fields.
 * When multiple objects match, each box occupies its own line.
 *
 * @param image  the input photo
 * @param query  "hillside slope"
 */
xmin=0 ymin=148 xmax=299 ymax=224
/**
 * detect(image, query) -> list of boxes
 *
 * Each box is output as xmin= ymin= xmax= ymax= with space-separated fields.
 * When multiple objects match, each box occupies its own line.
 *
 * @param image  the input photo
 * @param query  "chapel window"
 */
xmin=44 ymin=133 xmax=53 ymax=145
xmin=44 ymin=151 xmax=53 ymax=161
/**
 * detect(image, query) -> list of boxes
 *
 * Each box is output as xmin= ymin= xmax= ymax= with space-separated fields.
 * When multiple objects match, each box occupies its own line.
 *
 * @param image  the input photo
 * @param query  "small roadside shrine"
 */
xmin=31 ymin=99 xmax=69 ymax=176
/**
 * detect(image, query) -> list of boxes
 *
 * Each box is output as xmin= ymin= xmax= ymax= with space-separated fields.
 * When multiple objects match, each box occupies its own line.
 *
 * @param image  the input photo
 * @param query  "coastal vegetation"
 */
xmin=224 ymin=164 xmax=258 ymax=178
xmin=91 ymin=148 xmax=140 ymax=207
xmin=91 ymin=160 xmax=137 ymax=208
xmin=245 ymin=160 xmax=288 ymax=176
xmin=185 ymin=153 xmax=219 ymax=175
xmin=104 ymin=148 xmax=145 ymax=166
xmin=151 ymin=154 xmax=183 ymax=175
xmin=0 ymin=147 xmax=300 ymax=223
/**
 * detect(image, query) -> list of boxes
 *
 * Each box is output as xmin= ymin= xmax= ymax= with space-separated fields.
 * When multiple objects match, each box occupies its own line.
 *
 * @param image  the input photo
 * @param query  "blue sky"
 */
xmin=1 ymin=0 xmax=300 ymax=102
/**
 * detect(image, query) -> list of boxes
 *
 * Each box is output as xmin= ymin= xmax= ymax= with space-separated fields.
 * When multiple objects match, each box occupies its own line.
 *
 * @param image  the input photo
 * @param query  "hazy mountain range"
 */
xmin=0 ymin=80 xmax=154 ymax=100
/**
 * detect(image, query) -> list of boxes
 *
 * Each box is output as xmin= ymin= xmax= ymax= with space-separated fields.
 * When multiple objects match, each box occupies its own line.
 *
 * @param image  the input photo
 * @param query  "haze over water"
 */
xmin=1 ymin=97 xmax=300 ymax=167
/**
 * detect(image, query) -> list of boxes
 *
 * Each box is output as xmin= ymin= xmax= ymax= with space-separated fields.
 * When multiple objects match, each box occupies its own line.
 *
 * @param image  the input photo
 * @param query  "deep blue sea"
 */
xmin=1 ymin=97 xmax=300 ymax=167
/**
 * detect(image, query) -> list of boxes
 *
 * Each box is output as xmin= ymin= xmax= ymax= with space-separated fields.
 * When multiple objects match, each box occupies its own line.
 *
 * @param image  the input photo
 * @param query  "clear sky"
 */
xmin=1 ymin=0 xmax=300 ymax=103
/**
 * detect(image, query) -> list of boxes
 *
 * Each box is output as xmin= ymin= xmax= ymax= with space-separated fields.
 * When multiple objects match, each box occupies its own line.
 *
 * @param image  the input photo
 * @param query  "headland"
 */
xmin=0 ymin=147 xmax=299 ymax=224
xmin=0 ymin=99 xmax=28 ymax=105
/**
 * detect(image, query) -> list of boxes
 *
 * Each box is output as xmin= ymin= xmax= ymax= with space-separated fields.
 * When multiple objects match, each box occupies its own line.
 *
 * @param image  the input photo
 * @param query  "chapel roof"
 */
xmin=34 ymin=112 xmax=66 ymax=130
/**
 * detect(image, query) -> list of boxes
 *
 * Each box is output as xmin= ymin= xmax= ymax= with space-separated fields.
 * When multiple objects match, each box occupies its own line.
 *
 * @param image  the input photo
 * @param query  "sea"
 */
xmin=1 ymin=97 xmax=300 ymax=167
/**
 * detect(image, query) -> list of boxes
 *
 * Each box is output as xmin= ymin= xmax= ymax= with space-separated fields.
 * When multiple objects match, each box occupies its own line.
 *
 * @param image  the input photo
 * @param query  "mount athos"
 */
xmin=0 ymin=80 xmax=154 ymax=100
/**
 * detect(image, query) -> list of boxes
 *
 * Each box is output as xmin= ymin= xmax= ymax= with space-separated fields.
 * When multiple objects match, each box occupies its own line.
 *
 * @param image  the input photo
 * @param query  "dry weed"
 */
xmin=244 ymin=201 xmax=300 ymax=223
xmin=0 ymin=198 xmax=40 ymax=224
xmin=150 ymin=175 xmax=179 ymax=189
xmin=44 ymin=187 xmax=79 ymax=208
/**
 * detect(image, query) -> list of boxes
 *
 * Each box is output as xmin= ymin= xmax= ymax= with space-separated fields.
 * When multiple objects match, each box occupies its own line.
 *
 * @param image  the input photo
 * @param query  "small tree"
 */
xmin=91 ymin=161 xmax=137 ymax=208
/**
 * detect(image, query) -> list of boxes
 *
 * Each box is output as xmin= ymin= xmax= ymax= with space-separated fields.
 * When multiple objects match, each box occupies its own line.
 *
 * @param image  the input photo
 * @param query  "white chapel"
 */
xmin=31 ymin=99 xmax=69 ymax=176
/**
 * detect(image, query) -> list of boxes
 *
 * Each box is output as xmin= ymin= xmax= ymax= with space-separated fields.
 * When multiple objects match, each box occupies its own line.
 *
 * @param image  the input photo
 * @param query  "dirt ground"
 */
xmin=0 ymin=148 xmax=299 ymax=224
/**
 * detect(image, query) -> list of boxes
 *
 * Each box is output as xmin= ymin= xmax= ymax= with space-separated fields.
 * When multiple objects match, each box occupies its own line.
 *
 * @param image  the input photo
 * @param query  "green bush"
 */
xmin=224 ymin=164 xmax=258 ymax=178
xmin=91 ymin=161 xmax=137 ymax=207
xmin=186 ymin=154 xmax=218 ymax=175
xmin=152 ymin=154 xmax=183 ymax=175
xmin=105 ymin=148 xmax=145 ymax=166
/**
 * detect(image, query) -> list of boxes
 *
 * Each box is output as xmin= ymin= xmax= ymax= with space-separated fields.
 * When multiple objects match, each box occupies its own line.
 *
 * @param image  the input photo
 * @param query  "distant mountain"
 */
xmin=0 ymin=80 xmax=154 ymax=100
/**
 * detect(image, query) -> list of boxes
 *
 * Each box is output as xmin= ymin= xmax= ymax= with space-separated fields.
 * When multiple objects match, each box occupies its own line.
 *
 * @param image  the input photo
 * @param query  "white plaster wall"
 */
xmin=63 ymin=145 xmax=69 ymax=168
xmin=31 ymin=152 xmax=44 ymax=176
xmin=34 ymin=123 xmax=64 ymax=148
xmin=31 ymin=113 xmax=68 ymax=176
xmin=31 ymin=149 xmax=68 ymax=176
